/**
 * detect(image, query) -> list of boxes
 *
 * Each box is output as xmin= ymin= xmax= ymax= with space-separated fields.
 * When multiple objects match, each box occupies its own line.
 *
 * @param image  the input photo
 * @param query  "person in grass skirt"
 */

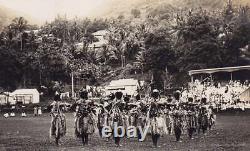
xmin=74 ymin=89 xmax=95 ymax=145
xmin=50 ymin=91 xmax=66 ymax=137
xmin=148 ymin=89 xmax=162 ymax=148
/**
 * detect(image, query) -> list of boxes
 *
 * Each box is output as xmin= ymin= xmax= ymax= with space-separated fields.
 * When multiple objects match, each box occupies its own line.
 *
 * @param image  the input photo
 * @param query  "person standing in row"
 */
xmin=148 ymin=89 xmax=161 ymax=148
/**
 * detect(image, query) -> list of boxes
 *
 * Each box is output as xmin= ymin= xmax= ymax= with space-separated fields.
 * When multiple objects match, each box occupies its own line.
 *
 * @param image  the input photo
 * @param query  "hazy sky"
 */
xmin=0 ymin=0 xmax=107 ymax=23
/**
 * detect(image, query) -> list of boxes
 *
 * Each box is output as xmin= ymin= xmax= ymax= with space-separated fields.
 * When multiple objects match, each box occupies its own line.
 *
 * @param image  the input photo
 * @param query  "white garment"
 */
xmin=4 ymin=113 xmax=9 ymax=118
xmin=10 ymin=113 xmax=15 ymax=117
xmin=151 ymin=116 xmax=167 ymax=135
xmin=21 ymin=113 xmax=27 ymax=117
xmin=38 ymin=108 xmax=42 ymax=115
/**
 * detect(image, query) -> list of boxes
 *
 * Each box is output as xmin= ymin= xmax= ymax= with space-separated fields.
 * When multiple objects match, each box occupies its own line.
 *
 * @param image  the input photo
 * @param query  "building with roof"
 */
xmin=10 ymin=89 xmax=40 ymax=104
xmin=75 ymin=30 xmax=108 ymax=51
xmin=0 ymin=92 xmax=10 ymax=105
xmin=105 ymin=78 xmax=142 ymax=96
xmin=89 ymin=30 xmax=109 ymax=49
xmin=189 ymin=65 xmax=250 ymax=82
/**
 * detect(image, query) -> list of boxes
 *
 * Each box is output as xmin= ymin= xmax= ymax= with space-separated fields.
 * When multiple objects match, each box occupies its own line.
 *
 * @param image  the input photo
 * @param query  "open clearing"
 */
xmin=0 ymin=113 xmax=250 ymax=151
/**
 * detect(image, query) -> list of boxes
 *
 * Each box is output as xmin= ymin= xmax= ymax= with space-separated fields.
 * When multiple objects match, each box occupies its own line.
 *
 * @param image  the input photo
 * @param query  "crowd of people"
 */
xmin=50 ymin=88 xmax=216 ymax=147
xmin=181 ymin=80 xmax=249 ymax=110
xmin=4 ymin=79 xmax=249 ymax=147
xmin=2 ymin=105 xmax=29 ymax=118
xmin=2 ymin=105 xmax=43 ymax=118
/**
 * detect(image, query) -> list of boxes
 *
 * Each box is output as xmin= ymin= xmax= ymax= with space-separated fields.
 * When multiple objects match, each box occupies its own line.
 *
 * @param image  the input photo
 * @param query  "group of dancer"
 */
xmin=49 ymin=88 xmax=216 ymax=147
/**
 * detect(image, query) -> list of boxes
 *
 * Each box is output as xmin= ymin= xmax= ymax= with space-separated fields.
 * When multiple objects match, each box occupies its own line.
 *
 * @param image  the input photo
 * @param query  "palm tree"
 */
xmin=10 ymin=17 xmax=28 ymax=34
xmin=9 ymin=17 xmax=28 ymax=50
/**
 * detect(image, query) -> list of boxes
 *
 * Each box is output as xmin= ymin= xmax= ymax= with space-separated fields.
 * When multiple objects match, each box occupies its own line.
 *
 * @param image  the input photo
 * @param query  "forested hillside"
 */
xmin=0 ymin=0 xmax=250 ymax=92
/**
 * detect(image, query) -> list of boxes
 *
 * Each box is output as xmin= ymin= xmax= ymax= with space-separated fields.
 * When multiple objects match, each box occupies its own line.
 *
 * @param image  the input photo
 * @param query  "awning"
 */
xmin=189 ymin=65 xmax=250 ymax=76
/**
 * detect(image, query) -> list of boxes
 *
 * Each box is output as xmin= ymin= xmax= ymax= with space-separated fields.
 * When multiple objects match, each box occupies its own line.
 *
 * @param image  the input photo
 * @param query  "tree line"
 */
xmin=0 ymin=0 xmax=250 ymax=92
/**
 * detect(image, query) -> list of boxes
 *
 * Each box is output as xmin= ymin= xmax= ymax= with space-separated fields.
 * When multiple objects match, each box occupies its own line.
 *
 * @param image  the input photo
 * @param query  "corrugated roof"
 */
xmin=189 ymin=65 xmax=250 ymax=76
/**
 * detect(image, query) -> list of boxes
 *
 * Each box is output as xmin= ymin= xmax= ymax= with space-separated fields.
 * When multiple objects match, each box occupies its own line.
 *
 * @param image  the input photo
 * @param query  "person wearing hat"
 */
xmin=74 ymin=89 xmax=95 ymax=142
xmin=74 ymin=89 xmax=88 ymax=137
xmin=111 ymin=91 xmax=125 ymax=147
xmin=148 ymin=89 xmax=160 ymax=120
xmin=50 ymin=91 xmax=66 ymax=137
xmin=146 ymin=89 xmax=162 ymax=147
xmin=151 ymin=89 xmax=160 ymax=102
xmin=111 ymin=91 xmax=125 ymax=112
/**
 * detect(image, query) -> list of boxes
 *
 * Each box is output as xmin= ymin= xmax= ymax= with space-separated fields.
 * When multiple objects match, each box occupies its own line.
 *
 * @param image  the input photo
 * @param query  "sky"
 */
xmin=1 ymin=0 xmax=249 ymax=25
xmin=0 ymin=0 xmax=107 ymax=23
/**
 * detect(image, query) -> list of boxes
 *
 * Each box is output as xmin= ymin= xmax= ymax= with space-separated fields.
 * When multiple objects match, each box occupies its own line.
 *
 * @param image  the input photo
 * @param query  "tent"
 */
xmin=11 ymin=89 xmax=40 ymax=104
xmin=0 ymin=94 xmax=7 ymax=105
xmin=0 ymin=92 xmax=12 ymax=105
xmin=105 ymin=79 xmax=141 ymax=96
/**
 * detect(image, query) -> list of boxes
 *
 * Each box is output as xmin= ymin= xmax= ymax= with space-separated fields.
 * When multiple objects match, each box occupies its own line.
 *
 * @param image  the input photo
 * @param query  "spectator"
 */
xmin=38 ymin=107 xmax=42 ymax=116
xmin=4 ymin=113 xmax=9 ymax=118
xmin=34 ymin=107 xmax=38 ymax=116
xmin=21 ymin=106 xmax=26 ymax=117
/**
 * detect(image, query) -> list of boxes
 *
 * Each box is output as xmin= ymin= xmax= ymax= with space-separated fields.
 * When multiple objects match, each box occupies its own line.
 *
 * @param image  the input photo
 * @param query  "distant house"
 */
xmin=75 ymin=30 xmax=108 ymax=51
xmin=89 ymin=30 xmax=108 ymax=49
xmin=105 ymin=79 xmax=142 ymax=96
xmin=24 ymin=29 xmax=40 ymax=36
xmin=11 ymin=89 xmax=40 ymax=104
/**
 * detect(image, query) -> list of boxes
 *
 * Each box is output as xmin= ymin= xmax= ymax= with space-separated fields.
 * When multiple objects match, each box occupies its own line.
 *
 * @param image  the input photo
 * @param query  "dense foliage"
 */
xmin=0 ymin=0 xmax=250 ymax=91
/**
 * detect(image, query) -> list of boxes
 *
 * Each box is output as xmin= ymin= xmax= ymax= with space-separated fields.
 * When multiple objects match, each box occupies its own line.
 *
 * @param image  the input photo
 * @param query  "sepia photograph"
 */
xmin=0 ymin=0 xmax=250 ymax=150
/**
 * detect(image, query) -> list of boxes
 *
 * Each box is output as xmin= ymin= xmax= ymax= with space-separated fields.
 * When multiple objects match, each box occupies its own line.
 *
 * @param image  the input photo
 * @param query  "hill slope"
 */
xmin=0 ymin=5 xmax=16 ymax=31
xmin=0 ymin=4 xmax=40 ymax=31
xmin=96 ymin=0 xmax=222 ymax=17
xmin=94 ymin=0 xmax=249 ymax=19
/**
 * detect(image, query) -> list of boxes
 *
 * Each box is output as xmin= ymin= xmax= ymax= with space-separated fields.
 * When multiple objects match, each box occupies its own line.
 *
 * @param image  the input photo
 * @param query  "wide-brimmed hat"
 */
xmin=153 ymin=89 xmax=159 ymax=93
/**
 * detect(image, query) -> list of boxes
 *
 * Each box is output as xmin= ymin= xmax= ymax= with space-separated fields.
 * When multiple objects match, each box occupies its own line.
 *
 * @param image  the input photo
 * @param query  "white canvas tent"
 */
xmin=11 ymin=89 xmax=40 ymax=104
xmin=105 ymin=79 xmax=141 ymax=96
xmin=0 ymin=94 xmax=7 ymax=105
xmin=0 ymin=92 xmax=12 ymax=105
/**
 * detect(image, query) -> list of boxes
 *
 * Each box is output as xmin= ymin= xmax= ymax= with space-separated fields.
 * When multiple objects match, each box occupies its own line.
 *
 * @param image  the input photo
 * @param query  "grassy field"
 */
xmin=0 ymin=113 xmax=250 ymax=151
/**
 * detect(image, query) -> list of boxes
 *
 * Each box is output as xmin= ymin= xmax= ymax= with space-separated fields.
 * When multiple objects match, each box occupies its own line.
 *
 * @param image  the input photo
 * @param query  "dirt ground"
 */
xmin=0 ymin=113 xmax=250 ymax=151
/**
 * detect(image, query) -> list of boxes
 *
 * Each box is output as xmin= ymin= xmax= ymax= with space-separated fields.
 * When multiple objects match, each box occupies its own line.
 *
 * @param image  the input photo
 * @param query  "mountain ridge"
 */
xmin=94 ymin=0 xmax=250 ymax=18
xmin=0 ymin=0 xmax=250 ymax=28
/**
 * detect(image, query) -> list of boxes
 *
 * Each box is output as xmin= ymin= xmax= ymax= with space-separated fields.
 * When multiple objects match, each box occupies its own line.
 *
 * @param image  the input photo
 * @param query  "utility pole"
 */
xmin=39 ymin=59 xmax=42 ymax=86
xmin=71 ymin=72 xmax=74 ymax=98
